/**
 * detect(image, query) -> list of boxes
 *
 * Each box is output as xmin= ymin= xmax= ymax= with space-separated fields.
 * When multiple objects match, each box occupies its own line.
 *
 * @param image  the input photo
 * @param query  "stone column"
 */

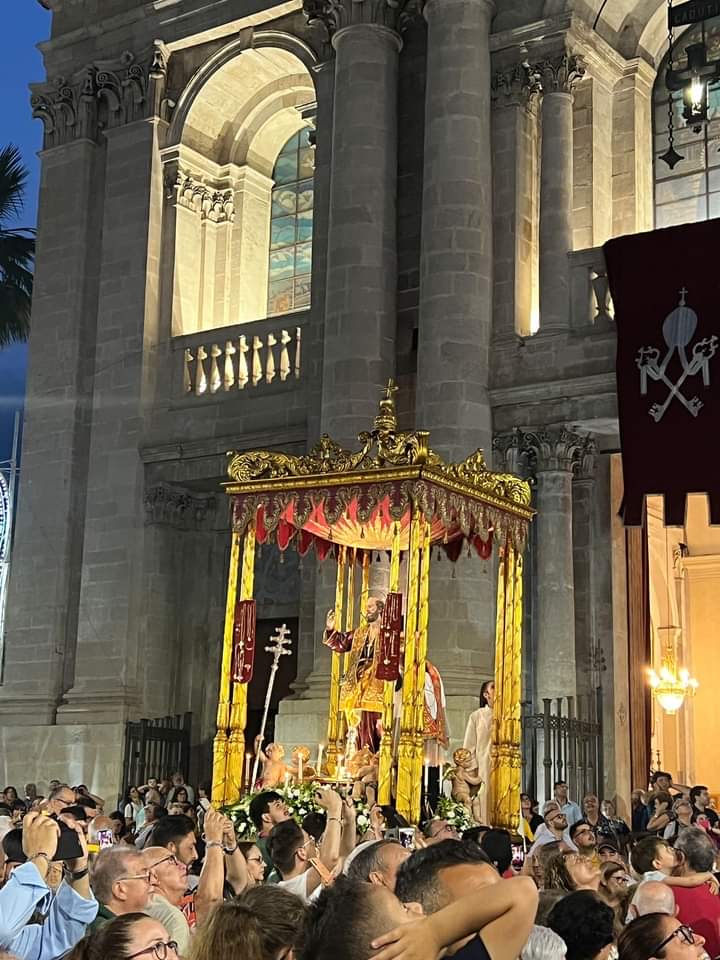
xmin=523 ymin=429 xmax=590 ymax=703
xmin=492 ymin=65 xmax=540 ymax=341
xmin=56 ymin=48 xmax=169 ymax=724
xmin=571 ymin=440 xmax=597 ymax=700
xmin=412 ymin=0 xmax=495 ymax=739
xmin=317 ymin=1 xmax=404 ymax=446
xmin=0 ymin=131 xmax=103 ymax=725
xmin=538 ymin=55 xmax=584 ymax=333
xmin=417 ymin=0 xmax=495 ymax=456
xmin=612 ymin=59 xmax=655 ymax=237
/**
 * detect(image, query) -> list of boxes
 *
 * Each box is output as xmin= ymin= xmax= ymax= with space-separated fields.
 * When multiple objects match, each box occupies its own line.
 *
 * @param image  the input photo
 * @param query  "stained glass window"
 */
xmin=268 ymin=129 xmax=314 ymax=317
xmin=653 ymin=17 xmax=720 ymax=228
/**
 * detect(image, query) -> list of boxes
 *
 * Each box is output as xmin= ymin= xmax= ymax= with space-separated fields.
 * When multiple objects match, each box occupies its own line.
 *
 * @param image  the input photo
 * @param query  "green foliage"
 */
xmin=0 ymin=145 xmax=35 ymax=346
xmin=435 ymin=795 xmax=474 ymax=832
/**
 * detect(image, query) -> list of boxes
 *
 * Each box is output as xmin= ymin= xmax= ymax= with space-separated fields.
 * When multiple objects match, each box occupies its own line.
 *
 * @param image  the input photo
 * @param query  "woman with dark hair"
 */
xmin=238 ymin=841 xmax=267 ymax=887
xmin=599 ymin=861 xmax=634 ymax=936
xmin=521 ymin=795 xmax=544 ymax=840
xmin=66 ymin=913 xmax=178 ymax=960
xmin=189 ymin=886 xmax=306 ymax=960
xmin=544 ymin=852 xmax=601 ymax=893
xmin=547 ymin=891 xmax=616 ymax=960
xmin=618 ymin=913 xmax=707 ymax=960
xmin=461 ymin=681 xmax=495 ymax=824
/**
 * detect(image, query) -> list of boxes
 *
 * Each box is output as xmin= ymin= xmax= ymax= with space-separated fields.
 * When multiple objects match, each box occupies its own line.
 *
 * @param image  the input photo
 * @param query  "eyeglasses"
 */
xmin=246 ymin=856 xmax=264 ymax=864
xmin=127 ymin=940 xmax=178 ymax=960
xmin=115 ymin=871 xmax=155 ymax=884
xmin=574 ymin=829 xmax=595 ymax=838
xmin=148 ymin=854 xmax=180 ymax=871
xmin=650 ymin=924 xmax=697 ymax=956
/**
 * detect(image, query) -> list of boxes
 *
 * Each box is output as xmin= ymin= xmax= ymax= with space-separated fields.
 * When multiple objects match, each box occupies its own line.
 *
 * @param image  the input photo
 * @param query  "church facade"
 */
xmin=2 ymin=0 xmax=714 ymax=806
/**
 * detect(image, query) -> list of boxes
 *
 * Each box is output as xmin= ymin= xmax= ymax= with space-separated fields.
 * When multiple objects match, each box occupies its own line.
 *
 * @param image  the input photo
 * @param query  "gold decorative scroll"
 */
xmin=489 ymin=542 xmax=523 ymax=832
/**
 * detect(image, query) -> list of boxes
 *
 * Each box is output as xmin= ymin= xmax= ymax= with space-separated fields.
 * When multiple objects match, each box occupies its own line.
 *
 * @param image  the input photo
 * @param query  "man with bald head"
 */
xmin=626 ymin=880 xmax=677 ymax=921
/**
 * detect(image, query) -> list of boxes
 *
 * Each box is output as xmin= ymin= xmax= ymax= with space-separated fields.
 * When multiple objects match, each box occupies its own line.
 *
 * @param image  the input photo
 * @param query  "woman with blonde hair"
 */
xmin=190 ymin=886 xmax=306 ymax=960
xmin=599 ymin=861 xmax=634 ymax=936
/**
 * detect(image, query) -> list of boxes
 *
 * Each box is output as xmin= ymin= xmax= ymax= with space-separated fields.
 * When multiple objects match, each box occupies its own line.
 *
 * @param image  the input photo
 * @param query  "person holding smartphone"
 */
xmin=0 ymin=811 xmax=98 ymax=960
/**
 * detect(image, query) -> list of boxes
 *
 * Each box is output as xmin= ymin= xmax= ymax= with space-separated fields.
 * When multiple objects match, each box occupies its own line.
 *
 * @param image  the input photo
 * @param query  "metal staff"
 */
xmin=251 ymin=623 xmax=293 ymax=788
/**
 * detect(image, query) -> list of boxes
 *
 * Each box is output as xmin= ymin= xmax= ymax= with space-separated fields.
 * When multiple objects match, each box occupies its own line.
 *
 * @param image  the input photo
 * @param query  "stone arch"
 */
xmin=164 ymin=35 xmax=317 ymax=335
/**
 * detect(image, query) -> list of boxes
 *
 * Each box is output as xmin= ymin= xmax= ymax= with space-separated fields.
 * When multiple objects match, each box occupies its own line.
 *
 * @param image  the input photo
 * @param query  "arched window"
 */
xmin=267 ymin=129 xmax=314 ymax=317
xmin=653 ymin=17 xmax=720 ymax=228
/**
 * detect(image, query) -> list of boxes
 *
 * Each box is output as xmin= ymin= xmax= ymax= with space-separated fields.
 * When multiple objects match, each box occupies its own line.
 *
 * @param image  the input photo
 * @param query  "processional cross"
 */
xmin=251 ymin=623 xmax=293 ymax=787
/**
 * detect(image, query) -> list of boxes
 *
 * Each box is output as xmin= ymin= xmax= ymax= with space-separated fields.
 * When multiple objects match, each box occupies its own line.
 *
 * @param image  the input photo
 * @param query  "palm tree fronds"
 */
xmin=0 ymin=145 xmax=29 ymax=225
xmin=0 ymin=283 xmax=31 ymax=347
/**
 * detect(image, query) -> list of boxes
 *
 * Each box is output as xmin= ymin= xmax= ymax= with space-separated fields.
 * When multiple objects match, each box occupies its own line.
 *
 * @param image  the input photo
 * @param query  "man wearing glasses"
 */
xmin=142 ymin=847 xmax=193 ymax=958
xmin=88 ymin=847 xmax=157 ymax=931
xmin=672 ymin=827 xmax=720 ymax=960
xmin=527 ymin=802 xmax=576 ymax=855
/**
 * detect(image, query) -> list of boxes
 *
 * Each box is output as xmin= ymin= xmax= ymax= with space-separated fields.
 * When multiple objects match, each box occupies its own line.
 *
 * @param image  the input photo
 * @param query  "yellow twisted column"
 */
xmin=212 ymin=530 xmax=241 ymax=805
xmin=326 ymin=545 xmax=347 ymax=775
xmin=396 ymin=508 xmax=422 ymax=821
xmin=489 ymin=542 xmax=524 ymax=832
xmin=378 ymin=523 xmax=402 ymax=805
xmin=410 ymin=520 xmax=431 ymax=821
xmin=226 ymin=521 xmax=257 ymax=803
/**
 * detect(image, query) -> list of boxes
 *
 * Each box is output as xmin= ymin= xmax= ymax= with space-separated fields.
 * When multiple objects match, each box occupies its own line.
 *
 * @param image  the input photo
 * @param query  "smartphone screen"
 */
xmin=97 ymin=829 xmax=114 ymax=850
xmin=398 ymin=827 xmax=415 ymax=849
xmin=511 ymin=844 xmax=525 ymax=870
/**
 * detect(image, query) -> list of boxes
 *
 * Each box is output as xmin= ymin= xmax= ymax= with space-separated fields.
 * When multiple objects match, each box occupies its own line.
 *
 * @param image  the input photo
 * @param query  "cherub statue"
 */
xmin=288 ymin=745 xmax=316 ymax=783
xmin=349 ymin=747 xmax=379 ymax=806
xmin=254 ymin=735 xmax=288 ymax=789
xmin=447 ymin=747 xmax=483 ymax=823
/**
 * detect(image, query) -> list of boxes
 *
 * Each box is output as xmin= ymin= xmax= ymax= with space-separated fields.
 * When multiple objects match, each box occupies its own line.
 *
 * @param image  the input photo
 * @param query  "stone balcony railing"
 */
xmin=173 ymin=315 xmax=305 ymax=399
xmin=569 ymin=247 xmax=614 ymax=331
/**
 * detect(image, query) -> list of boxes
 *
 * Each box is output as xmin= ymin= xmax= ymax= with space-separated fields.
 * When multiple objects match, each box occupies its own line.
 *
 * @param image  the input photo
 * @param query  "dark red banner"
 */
xmin=231 ymin=599 xmax=256 ymax=684
xmin=377 ymin=591 xmax=403 ymax=681
xmin=604 ymin=219 xmax=720 ymax=526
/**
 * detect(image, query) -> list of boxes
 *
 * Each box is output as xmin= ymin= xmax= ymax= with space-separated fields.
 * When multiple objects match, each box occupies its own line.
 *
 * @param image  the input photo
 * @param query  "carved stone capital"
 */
xmin=522 ymin=428 xmax=594 ymax=475
xmin=31 ymin=40 xmax=170 ymax=150
xmin=496 ymin=428 xmax=594 ymax=476
xmin=536 ymin=53 xmax=585 ymax=95
xmin=491 ymin=62 xmax=542 ymax=109
xmin=303 ymin=0 xmax=421 ymax=38
xmin=144 ymin=483 xmax=216 ymax=529
xmin=173 ymin=169 xmax=235 ymax=223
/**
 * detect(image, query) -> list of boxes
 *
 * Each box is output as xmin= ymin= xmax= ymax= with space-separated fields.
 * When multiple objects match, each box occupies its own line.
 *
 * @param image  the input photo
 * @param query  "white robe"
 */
xmin=462 ymin=706 xmax=493 ymax=824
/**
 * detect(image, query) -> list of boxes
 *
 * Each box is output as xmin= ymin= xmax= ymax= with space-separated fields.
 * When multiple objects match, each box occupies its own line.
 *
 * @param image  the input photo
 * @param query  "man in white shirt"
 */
xmin=268 ymin=786 xmax=354 ymax=903
xmin=527 ymin=802 xmax=576 ymax=856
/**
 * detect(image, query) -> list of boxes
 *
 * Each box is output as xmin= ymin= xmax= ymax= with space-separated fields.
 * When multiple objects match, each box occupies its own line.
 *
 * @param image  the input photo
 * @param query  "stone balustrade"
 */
xmin=569 ymin=246 xmax=614 ymax=331
xmin=175 ymin=318 xmax=303 ymax=398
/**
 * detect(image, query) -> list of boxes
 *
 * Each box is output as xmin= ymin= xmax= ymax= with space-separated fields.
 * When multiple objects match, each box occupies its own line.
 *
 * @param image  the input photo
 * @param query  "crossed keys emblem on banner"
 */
xmin=636 ymin=288 xmax=718 ymax=422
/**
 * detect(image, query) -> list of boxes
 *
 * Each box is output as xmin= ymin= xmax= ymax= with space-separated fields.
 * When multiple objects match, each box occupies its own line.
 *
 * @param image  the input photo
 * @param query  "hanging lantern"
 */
xmin=648 ymin=633 xmax=699 ymax=715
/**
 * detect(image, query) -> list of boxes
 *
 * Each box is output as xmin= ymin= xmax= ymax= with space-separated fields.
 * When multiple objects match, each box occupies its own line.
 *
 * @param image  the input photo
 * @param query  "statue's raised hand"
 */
xmin=325 ymin=610 xmax=336 ymax=631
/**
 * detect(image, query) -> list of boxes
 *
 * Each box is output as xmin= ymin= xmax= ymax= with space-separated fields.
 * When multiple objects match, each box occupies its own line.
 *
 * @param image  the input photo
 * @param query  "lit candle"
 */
xmin=298 ymin=754 xmax=304 ymax=783
xmin=317 ymin=743 xmax=324 ymax=773
xmin=244 ymin=752 xmax=252 ymax=791
xmin=423 ymin=760 xmax=430 ymax=795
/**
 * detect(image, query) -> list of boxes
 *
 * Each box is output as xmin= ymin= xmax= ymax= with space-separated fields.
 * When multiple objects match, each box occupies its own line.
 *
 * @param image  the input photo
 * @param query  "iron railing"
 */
xmin=521 ymin=692 xmax=603 ymax=803
xmin=122 ymin=713 xmax=192 ymax=797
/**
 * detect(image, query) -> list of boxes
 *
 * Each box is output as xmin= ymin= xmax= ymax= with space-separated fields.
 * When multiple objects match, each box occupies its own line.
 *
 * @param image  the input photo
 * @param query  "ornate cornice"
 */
xmin=536 ymin=53 xmax=586 ymax=94
xmin=303 ymin=0 xmax=422 ymax=38
xmin=174 ymin=169 xmax=235 ymax=223
xmin=493 ymin=427 xmax=594 ymax=476
xmin=31 ymin=41 xmax=170 ymax=150
xmin=491 ymin=62 xmax=542 ymax=108
xmin=144 ymin=483 xmax=216 ymax=529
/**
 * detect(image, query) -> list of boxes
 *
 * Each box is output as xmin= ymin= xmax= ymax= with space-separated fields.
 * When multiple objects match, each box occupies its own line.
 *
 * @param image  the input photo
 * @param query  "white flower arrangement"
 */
xmin=435 ymin=795 xmax=474 ymax=832
xmin=223 ymin=783 xmax=371 ymax=839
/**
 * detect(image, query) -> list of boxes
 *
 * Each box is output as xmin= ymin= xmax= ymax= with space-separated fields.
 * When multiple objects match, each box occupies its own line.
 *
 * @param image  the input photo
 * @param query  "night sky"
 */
xmin=0 ymin=4 xmax=51 ymax=461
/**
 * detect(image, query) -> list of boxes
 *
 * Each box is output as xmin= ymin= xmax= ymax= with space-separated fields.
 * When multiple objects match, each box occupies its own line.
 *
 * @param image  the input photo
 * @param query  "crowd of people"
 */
xmin=1 ymin=768 xmax=719 ymax=960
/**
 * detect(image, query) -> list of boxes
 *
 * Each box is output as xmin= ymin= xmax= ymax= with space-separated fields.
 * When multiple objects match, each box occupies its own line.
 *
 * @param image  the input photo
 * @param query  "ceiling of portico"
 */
xmin=493 ymin=0 xmax=672 ymax=64
xmin=178 ymin=47 xmax=314 ymax=167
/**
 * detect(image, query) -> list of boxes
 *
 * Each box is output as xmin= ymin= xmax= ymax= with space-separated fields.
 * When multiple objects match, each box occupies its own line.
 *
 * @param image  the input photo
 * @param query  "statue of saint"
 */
xmin=323 ymin=595 xmax=386 ymax=748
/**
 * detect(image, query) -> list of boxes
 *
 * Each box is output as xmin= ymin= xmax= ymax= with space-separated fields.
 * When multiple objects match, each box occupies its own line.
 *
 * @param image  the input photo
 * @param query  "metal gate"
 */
xmin=521 ymin=693 xmax=603 ymax=803
xmin=122 ymin=713 xmax=192 ymax=794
